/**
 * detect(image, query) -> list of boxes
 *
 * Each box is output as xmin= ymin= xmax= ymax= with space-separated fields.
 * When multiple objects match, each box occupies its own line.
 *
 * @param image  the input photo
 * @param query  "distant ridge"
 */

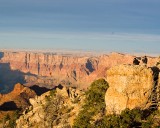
xmin=0 ymin=49 xmax=159 ymax=57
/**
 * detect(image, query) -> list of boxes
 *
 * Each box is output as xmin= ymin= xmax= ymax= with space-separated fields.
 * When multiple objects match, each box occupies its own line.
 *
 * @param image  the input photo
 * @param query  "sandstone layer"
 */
xmin=105 ymin=64 xmax=154 ymax=114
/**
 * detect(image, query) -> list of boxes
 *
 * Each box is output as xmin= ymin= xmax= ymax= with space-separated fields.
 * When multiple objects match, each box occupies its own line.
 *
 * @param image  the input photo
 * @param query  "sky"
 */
xmin=0 ymin=0 xmax=160 ymax=54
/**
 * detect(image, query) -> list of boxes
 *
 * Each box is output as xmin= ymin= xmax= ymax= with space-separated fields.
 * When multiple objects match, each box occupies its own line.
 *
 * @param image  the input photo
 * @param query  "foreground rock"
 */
xmin=16 ymin=85 xmax=84 ymax=128
xmin=105 ymin=64 xmax=154 ymax=114
xmin=0 ymin=83 xmax=36 ymax=127
xmin=0 ymin=83 xmax=36 ymax=111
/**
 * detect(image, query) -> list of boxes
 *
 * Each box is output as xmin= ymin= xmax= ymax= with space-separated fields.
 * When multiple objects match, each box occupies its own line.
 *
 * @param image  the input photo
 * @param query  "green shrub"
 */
xmin=3 ymin=110 xmax=20 ymax=128
xmin=9 ymin=110 xmax=20 ymax=128
xmin=95 ymin=114 xmax=121 ymax=128
xmin=73 ymin=79 xmax=109 ymax=128
xmin=4 ymin=114 xmax=10 ymax=122
xmin=95 ymin=108 xmax=160 ymax=128
xmin=50 ymin=89 xmax=56 ymax=97
xmin=95 ymin=109 xmax=142 ymax=128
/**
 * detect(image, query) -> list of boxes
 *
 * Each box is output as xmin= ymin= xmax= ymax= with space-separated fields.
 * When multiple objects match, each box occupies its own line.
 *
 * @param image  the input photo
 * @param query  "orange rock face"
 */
xmin=0 ymin=51 xmax=158 ymax=89
xmin=105 ymin=65 xmax=154 ymax=114
xmin=0 ymin=83 xmax=36 ymax=120
xmin=0 ymin=83 xmax=36 ymax=110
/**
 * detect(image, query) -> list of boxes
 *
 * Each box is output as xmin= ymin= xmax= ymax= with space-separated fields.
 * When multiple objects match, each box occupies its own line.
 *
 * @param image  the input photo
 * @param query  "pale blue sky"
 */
xmin=0 ymin=0 xmax=160 ymax=53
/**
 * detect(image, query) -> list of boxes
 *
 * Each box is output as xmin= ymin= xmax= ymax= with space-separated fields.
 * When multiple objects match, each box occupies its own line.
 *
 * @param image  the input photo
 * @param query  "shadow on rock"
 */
xmin=29 ymin=85 xmax=51 ymax=96
xmin=86 ymin=59 xmax=94 ymax=73
xmin=0 ymin=52 xmax=4 ymax=59
xmin=0 ymin=63 xmax=35 ymax=94
xmin=0 ymin=101 xmax=20 ymax=111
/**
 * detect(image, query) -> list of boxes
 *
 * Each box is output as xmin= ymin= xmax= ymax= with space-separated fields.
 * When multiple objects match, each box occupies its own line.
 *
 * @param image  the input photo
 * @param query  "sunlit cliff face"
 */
xmin=0 ymin=51 xmax=158 ymax=93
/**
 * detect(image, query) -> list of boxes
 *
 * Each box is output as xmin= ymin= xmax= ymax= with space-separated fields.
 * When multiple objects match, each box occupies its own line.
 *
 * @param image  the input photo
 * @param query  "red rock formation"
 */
xmin=0 ymin=83 xmax=36 ymax=122
xmin=0 ymin=51 xmax=158 ymax=89
xmin=0 ymin=83 xmax=36 ymax=110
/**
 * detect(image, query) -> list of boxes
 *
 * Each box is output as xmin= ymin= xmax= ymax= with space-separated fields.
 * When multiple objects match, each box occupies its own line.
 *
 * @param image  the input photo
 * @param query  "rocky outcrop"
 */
xmin=0 ymin=83 xmax=36 ymax=110
xmin=16 ymin=85 xmax=84 ymax=128
xmin=0 ymin=83 xmax=36 ymax=121
xmin=16 ymin=92 xmax=50 ymax=128
xmin=105 ymin=65 xmax=154 ymax=114
xmin=0 ymin=51 xmax=158 ymax=90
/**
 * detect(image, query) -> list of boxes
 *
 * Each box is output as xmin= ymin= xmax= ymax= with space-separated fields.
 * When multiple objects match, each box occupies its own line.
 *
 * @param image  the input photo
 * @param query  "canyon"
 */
xmin=15 ymin=64 xmax=160 ymax=127
xmin=0 ymin=50 xmax=158 ymax=93
xmin=0 ymin=50 xmax=159 ymax=127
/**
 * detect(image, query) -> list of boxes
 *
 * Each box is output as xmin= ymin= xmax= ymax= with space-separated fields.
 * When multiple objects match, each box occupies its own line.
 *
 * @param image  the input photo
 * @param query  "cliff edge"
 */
xmin=105 ymin=64 xmax=156 ymax=114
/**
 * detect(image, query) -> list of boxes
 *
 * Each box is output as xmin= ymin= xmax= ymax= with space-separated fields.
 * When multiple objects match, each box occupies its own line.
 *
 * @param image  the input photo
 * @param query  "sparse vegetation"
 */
xmin=2 ymin=110 xmax=20 ymax=128
xmin=94 ymin=109 xmax=160 ymax=128
xmin=44 ymin=89 xmax=72 ymax=127
xmin=73 ymin=78 xmax=160 ymax=128
xmin=73 ymin=79 xmax=109 ymax=128
xmin=50 ymin=89 xmax=56 ymax=96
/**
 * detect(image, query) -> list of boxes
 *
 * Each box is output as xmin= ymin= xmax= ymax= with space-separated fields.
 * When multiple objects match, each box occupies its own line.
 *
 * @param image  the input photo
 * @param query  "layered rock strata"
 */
xmin=0 ymin=51 xmax=158 ymax=89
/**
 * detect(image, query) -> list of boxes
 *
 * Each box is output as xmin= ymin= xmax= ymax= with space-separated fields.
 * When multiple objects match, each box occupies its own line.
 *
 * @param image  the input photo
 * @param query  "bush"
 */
xmin=95 ymin=108 xmax=160 ymax=128
xmin=95 ymin=109 xmax=143 ymax=128
xmin=95 ymin=114 xmax=121 ymax=128
xmin=4 ymin=114 xmax=10 ymax=122
xmin=3 ymin=110 xmax=20 ymax=128
xmin=73 ymin=79 xmax=109 ymax=128
xmin=50 ymin=89 xmax=56 ymax=97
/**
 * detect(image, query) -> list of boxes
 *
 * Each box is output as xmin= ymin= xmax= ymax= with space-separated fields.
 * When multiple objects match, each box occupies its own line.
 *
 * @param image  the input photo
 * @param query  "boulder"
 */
xmin=105 ymin=64 xmax=154 ymax=114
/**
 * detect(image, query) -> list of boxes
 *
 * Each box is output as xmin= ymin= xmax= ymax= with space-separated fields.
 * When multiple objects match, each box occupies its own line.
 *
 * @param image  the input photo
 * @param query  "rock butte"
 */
xmin=105 ymin=64 xmax=160 ymax=114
